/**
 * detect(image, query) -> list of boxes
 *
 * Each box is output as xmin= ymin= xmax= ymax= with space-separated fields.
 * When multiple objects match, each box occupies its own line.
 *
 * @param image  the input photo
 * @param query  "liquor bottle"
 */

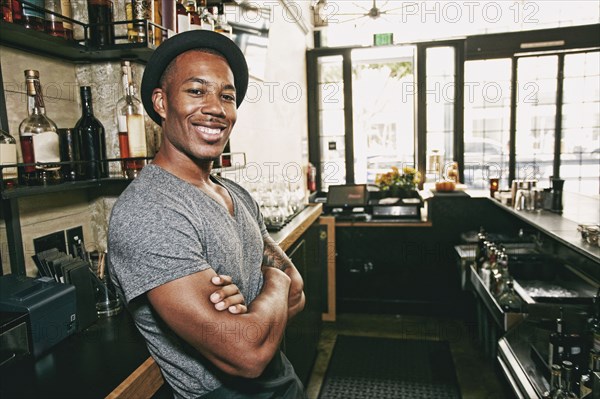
xmin=151 ymin=0 xmax=162 ymax=45
xmin=0 ymin=128 xmax=18 ymax=189
xmin=126 ymin=0 xmax=150 ymax=43
xmin=60 ymin=0 xmax=73 ymax=40
xmin=2 ymin=0 xmax=12 ymax=22
xmin=475 ymin=227 xmax=487 ymax=270
xmin=547 ymin=364 xmax=564 ymax=399
xmin=557 ymin=360 xmax=578 ymax=398
xmin=87 ymin=0 xmax=115 ymax=47
xmin=479 ymin=242 xmax=494 ymax=290
xmin=200 ymin=1 xmax=212 ymax=31
xmin=588 ymin=288 xmax=600 ymax=353
xmin=18 ymin=70 xmax=62 ymax=185
xmin=549 ymin=307 xmax=567 ymax=367
xmin=10 ymin=0 xmax=23 ymax=24
xmin=186 ymin=0 xmax=200 ymax=30
xmin=175 ymin=0 xmax=188 ymax=33
xmin=580 ymin=349 xmax=600 ymax=398
xmin=116 ymin=61 xmax=147 ymax=178
xmin=213 ymin=3 xmax=231 ymax=37
xmin=44 ymin=0 xmax=66 ymax=38
xmin=21 ymin=0 xmax=44 ymax=31
xmin=161 ymin=0 xmax=176 ymax=37
xmin=74 ymin=86 xmax=107 ymax=179
xmin=497 ymin=279 xmax=522 ymax=312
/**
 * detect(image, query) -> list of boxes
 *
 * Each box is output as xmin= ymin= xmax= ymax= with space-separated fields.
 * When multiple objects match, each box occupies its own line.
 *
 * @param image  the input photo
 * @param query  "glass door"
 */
xmin=351 ymin=46 xmax=416 ymax=184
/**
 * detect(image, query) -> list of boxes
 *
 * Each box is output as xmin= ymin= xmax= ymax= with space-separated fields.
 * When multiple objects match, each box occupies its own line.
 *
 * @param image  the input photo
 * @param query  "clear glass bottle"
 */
xmin=213 ymin=4 xmax=231 ymax=37
xmin=547 ymin=364 xmax=564 ymax=399
xmin=74 ymin=86 xmax=107 ymax=179
xmin=116 ymin=61 xmax=147 ymax=179
xmin=200 ymin=1 xmax=213 ymax=31
xmin=497 ymin=279 xmax=522 ymax=312
xmin=126 ymin=0 xmax=150 ymax=43
xmin=186 ymin=0 xmax=200 ymax=30
xmin=556 ymin=360 xmax=578 ymax=398
xmin=18 ymin=70 xmax=62 ymax=185
xmin=479 ymin=242 xmax=494 ymax=290
xmin=0 ymin=128 xmax=18 ymax=189
xmin=44 ymin=0 xmax=66 ymax=38
xmin=60 ymin=0 xmax=73 ymax=40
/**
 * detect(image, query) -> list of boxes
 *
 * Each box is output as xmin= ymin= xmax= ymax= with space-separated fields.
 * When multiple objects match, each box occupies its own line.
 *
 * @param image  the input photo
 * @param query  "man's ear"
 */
xmin=152 ymin=88 xmax=167 ymax=120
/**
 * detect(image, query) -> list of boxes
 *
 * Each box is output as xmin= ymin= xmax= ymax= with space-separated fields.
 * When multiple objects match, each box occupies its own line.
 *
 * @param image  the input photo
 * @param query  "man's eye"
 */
xmin=187 ymin=88 xmax=205 ymax=95
xmin=222 ymin=94 xmax=236 ymax=102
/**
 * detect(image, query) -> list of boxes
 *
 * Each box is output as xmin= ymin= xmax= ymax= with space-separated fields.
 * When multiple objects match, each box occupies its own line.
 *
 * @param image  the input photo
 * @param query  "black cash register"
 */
xmin=325 ymin=184 xmax=370 ymax=220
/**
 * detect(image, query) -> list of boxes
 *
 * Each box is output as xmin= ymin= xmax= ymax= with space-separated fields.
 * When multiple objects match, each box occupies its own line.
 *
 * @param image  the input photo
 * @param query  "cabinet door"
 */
xmin=283 ymin=225 xmax=323 ymax=386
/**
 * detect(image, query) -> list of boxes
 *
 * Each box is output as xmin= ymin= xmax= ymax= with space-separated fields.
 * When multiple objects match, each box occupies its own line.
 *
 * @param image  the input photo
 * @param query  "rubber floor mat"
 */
xmin=318 ymin=335 xmax=461 ymax=399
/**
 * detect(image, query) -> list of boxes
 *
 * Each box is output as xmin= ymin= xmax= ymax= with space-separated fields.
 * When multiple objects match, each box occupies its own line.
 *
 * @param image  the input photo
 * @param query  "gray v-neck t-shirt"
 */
xmin=108 ymin=164 xmax=291 ymax=398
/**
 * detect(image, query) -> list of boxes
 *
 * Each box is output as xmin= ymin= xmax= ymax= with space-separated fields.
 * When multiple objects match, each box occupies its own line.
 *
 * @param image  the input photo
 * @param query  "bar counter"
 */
xmin=0 ymin=204 xmax=324 ymax=398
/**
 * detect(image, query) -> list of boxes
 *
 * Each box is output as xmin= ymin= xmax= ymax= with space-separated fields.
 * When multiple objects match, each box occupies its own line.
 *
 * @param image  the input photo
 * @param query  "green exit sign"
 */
xmin=373 ymin=33 xmax=393 ymax=46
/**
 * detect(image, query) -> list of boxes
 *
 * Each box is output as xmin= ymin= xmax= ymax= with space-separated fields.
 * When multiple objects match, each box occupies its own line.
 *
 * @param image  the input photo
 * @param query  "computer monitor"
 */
xmin=326 ymin=184 xmax=368 ymax=208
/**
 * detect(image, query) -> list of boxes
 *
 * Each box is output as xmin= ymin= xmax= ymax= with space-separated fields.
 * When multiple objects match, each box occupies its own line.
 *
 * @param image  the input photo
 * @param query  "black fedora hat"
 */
xmin=140 ymin=30 xmax=249 ymax=125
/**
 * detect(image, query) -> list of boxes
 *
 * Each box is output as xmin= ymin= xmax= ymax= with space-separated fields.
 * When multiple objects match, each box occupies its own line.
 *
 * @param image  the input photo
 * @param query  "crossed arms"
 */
xmin=146 ymin=236 xmax=305 ymax=379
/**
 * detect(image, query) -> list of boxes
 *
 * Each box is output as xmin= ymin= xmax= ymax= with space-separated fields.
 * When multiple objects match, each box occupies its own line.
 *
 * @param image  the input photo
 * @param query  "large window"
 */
xmin=561 ymin=52 xmax=600 ymax=195
xmin=317 ymin=56 xmax=346 ymax=190
xmin=426 ymin=47 xmax=455 ymax=182
xmin=464 ymin=59 xmax=512 ymax=189
xmin=351 ymin=46 xmax=415 ymax=184
xmin=515 ymin=55 xmax=558 ymax=183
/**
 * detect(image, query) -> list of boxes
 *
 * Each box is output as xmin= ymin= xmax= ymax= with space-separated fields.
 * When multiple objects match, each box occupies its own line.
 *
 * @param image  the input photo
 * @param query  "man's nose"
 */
xmin=201 ymin=92 xmax=226 ymax=117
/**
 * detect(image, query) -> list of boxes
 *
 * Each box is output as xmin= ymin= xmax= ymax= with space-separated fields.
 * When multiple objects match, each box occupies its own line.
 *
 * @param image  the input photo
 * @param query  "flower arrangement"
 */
xmin=375 ymin=166 xmax=421 ymax=196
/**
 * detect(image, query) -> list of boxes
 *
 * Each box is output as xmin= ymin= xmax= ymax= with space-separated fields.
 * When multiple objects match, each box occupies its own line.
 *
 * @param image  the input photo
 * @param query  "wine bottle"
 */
xmin=18 ymin=70 xmax=62 ymax=185
xmin=176 ymin=0 xmax=188 ymax=33
xmin=22 ymin=0 xmax=44 ymax=31
xmin=549 ymin=307 xmax=567 ymax=367
xmin=87 ymin=0 xmax=115 ymax=47
xmin=0 ymin=128 xmax=18 ymax=189
xmin=116 ymin=61 xmax=146 ymax=178
xmin=126 ymin=0 xmax=150 ymax=43
xmin=74 ymin=86 xmax=107 ymax=179
xmin=186 ymin=0 xmax=200 ymax=30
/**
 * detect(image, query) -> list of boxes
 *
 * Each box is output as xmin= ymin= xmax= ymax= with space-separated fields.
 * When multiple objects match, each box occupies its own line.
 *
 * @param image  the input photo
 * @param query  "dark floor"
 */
xmin=306 ymin=313 xmax=515 ymax=399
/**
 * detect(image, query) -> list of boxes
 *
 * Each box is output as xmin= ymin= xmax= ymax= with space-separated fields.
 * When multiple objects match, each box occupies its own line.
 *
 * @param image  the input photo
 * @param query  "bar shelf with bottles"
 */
xmin=0 ymin=0 xmax=167 ymax=63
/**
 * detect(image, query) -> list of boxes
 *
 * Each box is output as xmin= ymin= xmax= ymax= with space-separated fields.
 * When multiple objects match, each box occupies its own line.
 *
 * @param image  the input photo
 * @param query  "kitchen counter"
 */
xmin=488 ymin=195 xmax=600 ymax=263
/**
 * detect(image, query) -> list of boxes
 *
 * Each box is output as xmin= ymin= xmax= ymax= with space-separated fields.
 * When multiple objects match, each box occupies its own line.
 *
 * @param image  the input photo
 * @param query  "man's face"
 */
xmin=154 ymin=50 xmax=237 ymax=163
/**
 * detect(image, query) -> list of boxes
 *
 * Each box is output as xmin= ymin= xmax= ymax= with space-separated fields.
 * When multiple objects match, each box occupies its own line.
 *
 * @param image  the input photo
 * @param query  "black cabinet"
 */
xmin=282 ymin=223 xmax=324 ymax=386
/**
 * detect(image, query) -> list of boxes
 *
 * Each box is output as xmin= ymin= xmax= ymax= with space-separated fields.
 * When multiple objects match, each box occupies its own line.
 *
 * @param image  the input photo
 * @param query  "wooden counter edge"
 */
xmin=276 ymin=203 xmax=323 ymax=252
xmin=106 ymin=356 xmax=164 ymax=399
xmin=319 ymin=216 xmax=336 ymax=322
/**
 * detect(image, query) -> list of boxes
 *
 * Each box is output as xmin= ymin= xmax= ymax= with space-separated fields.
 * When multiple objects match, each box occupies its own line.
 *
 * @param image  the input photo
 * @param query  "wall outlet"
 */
xmin=66 ymin=226 xmax=84 ymax=257
xmin=33 ymin=231 xmax=67 ymax=256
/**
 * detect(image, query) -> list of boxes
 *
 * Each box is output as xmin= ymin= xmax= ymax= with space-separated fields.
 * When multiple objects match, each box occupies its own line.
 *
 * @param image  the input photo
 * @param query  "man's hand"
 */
xmin=262 ymin=237 xmax=305 ymax=320
xmin=209 ymin=275 xmax=247 ymax=314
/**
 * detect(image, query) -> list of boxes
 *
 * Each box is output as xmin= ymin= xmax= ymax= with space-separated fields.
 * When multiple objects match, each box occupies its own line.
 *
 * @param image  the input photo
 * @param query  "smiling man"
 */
xmin=107 ymin=30 xmax=306 ymax=399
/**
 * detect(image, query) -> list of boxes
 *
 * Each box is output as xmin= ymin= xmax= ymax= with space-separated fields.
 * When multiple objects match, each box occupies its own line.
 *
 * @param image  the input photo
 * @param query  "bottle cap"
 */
xmin=24 ymin=70 xmax=39 ymax=79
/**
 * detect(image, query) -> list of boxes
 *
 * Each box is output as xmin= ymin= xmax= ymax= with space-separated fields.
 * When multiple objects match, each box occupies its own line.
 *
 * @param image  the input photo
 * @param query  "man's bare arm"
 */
xmin=262 ymin=236 xmax=305 ymax=320
xmin=147 ymin=267 xmax=290 ymax=379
